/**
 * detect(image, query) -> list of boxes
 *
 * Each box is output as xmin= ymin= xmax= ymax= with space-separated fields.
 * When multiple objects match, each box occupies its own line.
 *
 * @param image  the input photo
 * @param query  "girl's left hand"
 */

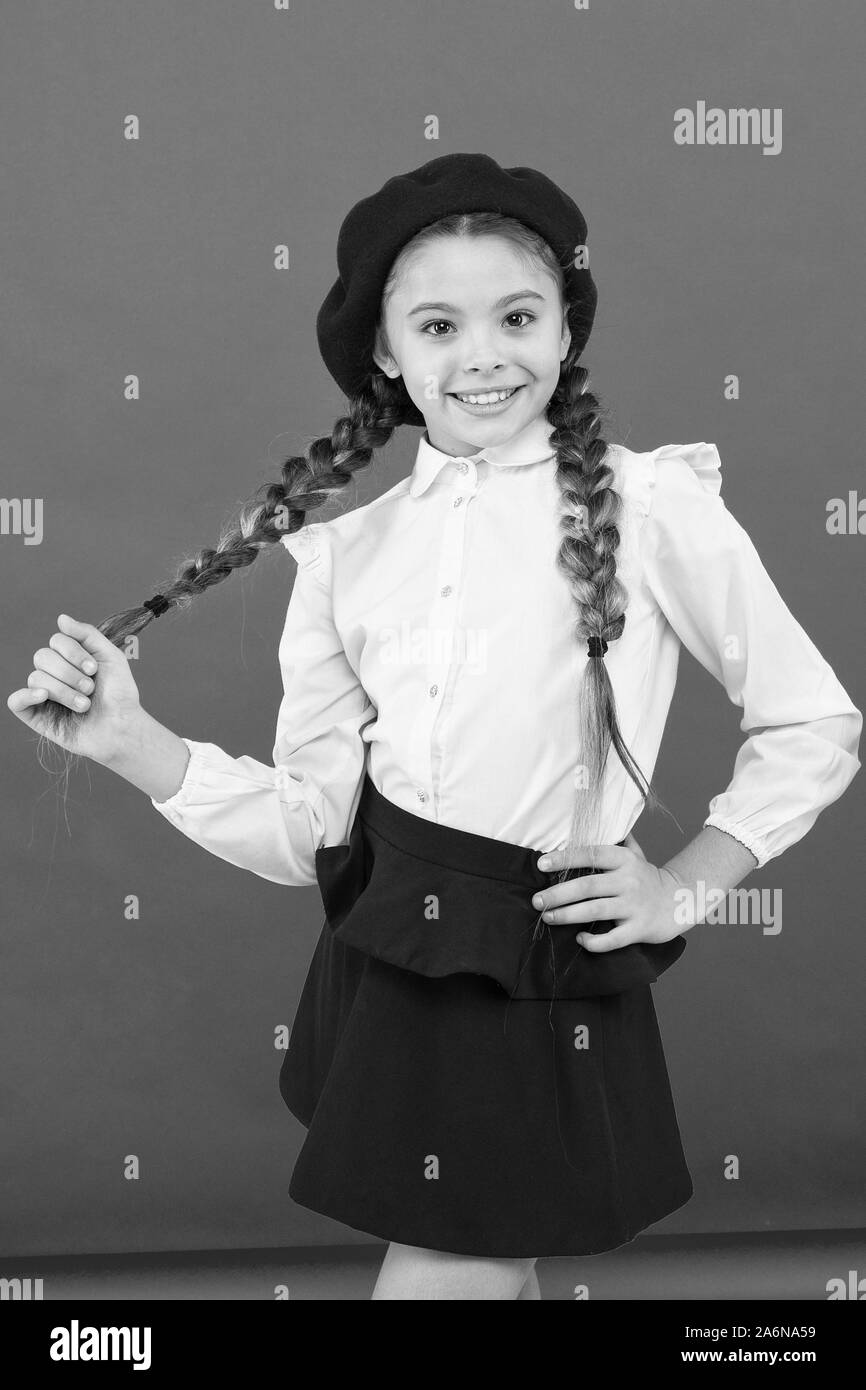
xmin=531 ymin=833 xmax=688 ymax=950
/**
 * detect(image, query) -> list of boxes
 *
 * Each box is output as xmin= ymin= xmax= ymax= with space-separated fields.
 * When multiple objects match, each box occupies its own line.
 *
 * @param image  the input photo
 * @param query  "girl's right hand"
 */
xmin=7 ymin=613 xmax=145 ymax=765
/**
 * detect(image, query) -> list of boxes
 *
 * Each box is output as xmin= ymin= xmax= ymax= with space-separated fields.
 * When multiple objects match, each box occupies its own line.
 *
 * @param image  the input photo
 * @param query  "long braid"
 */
xmin=40 ymin=371 xmax=405 ymax=743
xmin=543 ymin=345 xmax=668 ymax=907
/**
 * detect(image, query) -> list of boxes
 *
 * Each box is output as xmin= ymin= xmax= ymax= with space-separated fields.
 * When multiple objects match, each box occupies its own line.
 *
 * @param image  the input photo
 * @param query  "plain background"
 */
xmin=1 ymin=0 xmax=863 ymax=1256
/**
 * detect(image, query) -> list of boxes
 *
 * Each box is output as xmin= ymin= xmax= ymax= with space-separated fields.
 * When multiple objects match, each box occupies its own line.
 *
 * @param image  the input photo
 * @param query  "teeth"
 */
xmin=455 ymin=387 xmax=517 ymax=405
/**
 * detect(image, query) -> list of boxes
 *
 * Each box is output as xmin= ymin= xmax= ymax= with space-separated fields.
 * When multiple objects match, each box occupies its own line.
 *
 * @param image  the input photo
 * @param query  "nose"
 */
xmin=460 ymin=328 xmax=507 ymax=376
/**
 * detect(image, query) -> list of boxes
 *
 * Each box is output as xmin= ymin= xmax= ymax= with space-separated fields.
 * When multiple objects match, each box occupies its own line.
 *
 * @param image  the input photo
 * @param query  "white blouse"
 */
xmin=151 ymin=412 xmax=862 ymax=886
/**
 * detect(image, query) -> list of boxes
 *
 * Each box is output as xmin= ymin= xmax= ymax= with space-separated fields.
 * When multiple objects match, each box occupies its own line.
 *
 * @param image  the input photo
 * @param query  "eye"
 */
xmin=420 ymin=319 xmax=455 ymax=337
xmin=419 ymin=311 xmax=537 ymax=337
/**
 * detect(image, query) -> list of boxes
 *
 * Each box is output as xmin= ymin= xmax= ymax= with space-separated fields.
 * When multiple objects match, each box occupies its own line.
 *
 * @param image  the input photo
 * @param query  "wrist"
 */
xmin=102 ymin=709 xmax=191 ymax=803
xmin=101 ymin=706 xmax=153 ymax=774
xmin=659 ymin=861 xmax=687 ymax=891
xmin=659 ymin=865 xmax=703 ymax=931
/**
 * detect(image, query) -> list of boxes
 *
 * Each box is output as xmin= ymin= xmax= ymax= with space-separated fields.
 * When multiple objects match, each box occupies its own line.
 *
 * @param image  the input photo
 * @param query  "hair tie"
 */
xmin=587 ymin=635 xmax=608 ymax=659
xmin=143 ymin=594 xmax=171 ymax=617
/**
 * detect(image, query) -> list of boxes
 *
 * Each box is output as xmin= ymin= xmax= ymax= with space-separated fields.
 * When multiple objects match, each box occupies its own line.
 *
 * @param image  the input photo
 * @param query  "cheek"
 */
xmin=408 ymin=361 xmax=456 ymax=401
xmin=525 ymin=340 xmax=563 ymax=376
xmin=400 ymin=346 xmax=439 ymax=377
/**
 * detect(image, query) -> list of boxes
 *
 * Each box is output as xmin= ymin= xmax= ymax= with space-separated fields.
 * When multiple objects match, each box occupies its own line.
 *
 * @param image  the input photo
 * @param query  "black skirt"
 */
xmin=280 ymin=773 xmax=694 ymax=1258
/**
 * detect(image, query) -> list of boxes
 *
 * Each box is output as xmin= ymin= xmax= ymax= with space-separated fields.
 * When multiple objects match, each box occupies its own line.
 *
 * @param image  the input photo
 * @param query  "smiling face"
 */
xmin=372 ymin=235 xmax=571 ymax=457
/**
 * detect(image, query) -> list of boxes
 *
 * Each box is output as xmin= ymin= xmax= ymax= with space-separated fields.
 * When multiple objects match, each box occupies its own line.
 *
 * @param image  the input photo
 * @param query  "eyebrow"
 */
xmin=407 ymin=289 xmax=548 ymax=316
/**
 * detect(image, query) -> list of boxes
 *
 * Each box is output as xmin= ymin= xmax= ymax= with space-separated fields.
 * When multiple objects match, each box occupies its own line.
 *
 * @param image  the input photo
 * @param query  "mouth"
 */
xmin=447 ymin=385 xmax=525 ymax=413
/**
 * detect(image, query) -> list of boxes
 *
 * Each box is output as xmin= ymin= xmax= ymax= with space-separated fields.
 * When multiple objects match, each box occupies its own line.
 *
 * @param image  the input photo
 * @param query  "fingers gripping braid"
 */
xmin=38 ymin=373 xmax=405 ymax=740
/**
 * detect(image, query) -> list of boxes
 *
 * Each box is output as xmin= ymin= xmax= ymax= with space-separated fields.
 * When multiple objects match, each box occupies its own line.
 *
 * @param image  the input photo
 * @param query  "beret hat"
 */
xmin=316 ymin=152 xmax=597 ymax=427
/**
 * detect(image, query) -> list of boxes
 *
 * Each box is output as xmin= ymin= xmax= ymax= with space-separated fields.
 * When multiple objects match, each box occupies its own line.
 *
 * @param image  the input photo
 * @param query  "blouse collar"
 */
xmin=408 ymin=410 xmax=558 ymax=498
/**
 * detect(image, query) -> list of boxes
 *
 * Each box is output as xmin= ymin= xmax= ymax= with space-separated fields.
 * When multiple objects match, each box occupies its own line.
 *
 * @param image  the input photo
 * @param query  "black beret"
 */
xmin=316 ymin=152 xmax=597 ymax=426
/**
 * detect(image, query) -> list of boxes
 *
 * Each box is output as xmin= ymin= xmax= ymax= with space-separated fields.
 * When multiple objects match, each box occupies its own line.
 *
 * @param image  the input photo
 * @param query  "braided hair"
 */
xmin=38 ymin=374 xmax=405 ymax=746
xmin=40 ymin=211 xmax=669 ymax=894
xmin=544 ymin=351 xmax=663 ymax=902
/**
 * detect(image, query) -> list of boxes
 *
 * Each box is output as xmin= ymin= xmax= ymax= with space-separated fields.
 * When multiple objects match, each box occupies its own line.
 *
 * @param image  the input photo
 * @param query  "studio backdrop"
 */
xmin=1 ymin=0 xmax=863 ymax=1256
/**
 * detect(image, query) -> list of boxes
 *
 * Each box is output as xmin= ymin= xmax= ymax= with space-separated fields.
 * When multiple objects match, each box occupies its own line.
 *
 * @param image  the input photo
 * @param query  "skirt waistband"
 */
xmin=358 ymin=772 xmax=599 ymax=888
xmin=314 ymin=773 xmax=687 ymax=1002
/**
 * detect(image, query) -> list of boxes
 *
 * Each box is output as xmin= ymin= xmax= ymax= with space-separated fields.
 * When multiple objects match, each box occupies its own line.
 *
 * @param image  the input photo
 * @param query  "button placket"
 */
xmin=408 ymin=458 xmax=475 ymax=814
xmin=428 ymin=460 xmax=476 ymax=807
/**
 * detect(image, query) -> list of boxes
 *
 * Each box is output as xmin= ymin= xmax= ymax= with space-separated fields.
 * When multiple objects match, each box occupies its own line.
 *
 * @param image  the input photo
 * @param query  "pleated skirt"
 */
xmin=279 ymin=773 xmax=694 ymax=1258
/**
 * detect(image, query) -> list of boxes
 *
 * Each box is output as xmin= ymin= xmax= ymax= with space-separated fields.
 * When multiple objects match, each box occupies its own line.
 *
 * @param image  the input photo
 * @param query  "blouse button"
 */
xmin=453 ymin=496 xmax=463 ymax=508
xmin=457 ymin=461 xmax=469 ymax=474
xmin=440 ymin=585 xmax=452 ymax=597
xmin=429 ymin=684 xmax=438 ymax=698
xmin=416 ymin=789 xmax=428 ymax=803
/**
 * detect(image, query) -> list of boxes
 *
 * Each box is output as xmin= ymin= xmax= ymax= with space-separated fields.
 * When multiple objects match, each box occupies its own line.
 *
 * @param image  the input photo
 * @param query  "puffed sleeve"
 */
xmin=638 ymin=442 xmax=862 ymax=869
xmin=149 ymin=522 xmax=376 ymax=886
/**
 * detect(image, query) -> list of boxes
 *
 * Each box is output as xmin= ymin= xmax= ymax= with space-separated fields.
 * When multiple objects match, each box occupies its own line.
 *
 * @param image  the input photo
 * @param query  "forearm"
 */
xmin=103 ymin=708 xmax=191 ymax=802
xmin=661 ymin=825 xmax=759 ymax=925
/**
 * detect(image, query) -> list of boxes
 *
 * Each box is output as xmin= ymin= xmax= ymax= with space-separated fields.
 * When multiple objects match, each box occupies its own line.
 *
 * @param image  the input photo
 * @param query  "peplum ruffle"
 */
xmin=315 ymin=773 xmax=687 ymax=1001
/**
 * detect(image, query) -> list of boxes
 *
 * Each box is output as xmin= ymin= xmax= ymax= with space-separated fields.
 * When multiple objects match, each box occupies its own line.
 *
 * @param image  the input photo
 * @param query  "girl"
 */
xmin=9 ymin=153 xmax=861 ymax=1301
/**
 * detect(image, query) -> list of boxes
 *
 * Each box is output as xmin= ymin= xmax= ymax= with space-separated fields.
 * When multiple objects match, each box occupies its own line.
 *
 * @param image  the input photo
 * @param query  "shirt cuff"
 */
xmin=150 ymin=737 xmax=212 ymax=812
xmin=703 ymin=814 xmax=767 ymax=869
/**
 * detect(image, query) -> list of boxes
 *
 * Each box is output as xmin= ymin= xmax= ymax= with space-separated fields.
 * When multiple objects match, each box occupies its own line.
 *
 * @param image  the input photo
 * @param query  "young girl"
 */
xmin=9 ymin=153 xmax=861 ymax=1301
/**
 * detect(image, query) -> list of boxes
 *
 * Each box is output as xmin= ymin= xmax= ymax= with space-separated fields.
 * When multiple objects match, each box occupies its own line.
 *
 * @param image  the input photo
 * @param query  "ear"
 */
xmin=372 ymin=331 xmax=400 ymax=378
xmin=373 ymin=351 xmax=400 ymax=378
